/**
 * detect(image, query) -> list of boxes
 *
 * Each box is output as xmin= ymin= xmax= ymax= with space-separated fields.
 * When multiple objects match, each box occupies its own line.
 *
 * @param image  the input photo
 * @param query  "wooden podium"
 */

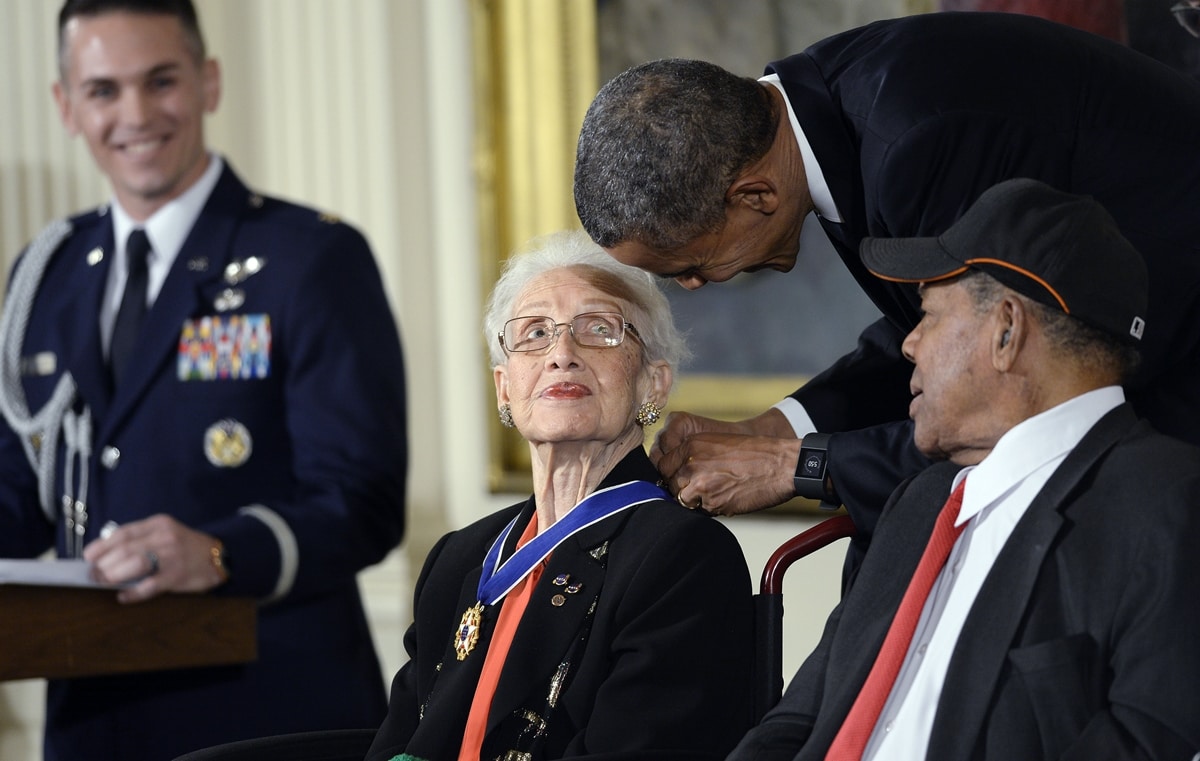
xmin=0 ymin=584 xmax=256 ymax=681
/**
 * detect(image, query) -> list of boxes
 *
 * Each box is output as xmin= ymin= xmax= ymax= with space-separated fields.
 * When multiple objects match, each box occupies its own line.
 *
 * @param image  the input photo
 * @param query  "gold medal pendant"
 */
xmin=454 ymin=602 xmax=485 ymax=660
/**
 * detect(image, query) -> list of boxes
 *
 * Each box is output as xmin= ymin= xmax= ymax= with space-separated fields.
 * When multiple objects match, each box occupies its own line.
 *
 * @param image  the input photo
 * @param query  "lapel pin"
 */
xmin=86 ymin=247 xmax=104 ymax=266
xmin=224 ymin=256 xmax=267 ymax=286
xmin=214 ymin=288 xmax=246 ymax=312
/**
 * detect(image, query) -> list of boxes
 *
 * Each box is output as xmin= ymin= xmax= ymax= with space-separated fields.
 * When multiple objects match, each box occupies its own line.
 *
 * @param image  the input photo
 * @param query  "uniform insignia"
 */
xmin=178 ymin=314 xmax=272 ymax=380
xmin=86 ymin=247 xmax=104 ymax=266
xmin=317 ymin=212 xmax=340 ymax=224
xmin=20 ymin=352 xmax=57 ymax=376
xmin=248 ymin=194 xmax=264 ymax=208
xmin=204 ymin=418 xmax=253 ymax=468
xmin=455 ymin=602 xmax=485 ymax=660
xmin=223 ymin=256 xmax=267 ymax=285
xmin=214 ymin=288 xmax=245 ymax=312
xmin=187 ymin=257 xmax=209 ymax=272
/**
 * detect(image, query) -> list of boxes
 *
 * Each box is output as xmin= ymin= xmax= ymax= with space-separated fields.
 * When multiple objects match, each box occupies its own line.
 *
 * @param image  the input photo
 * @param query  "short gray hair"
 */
xmin=574 ymin=58 xmax=776 ymax=251
xmin=484 ymin=230 xmax=690 ymax=378
xmin=959 ymin=270 xmax=1140 ymax=382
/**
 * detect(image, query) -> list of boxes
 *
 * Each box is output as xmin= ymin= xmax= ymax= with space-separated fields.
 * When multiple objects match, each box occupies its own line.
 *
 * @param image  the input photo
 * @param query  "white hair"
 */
xmin=483 ymin=230 xmax=691 ymax=375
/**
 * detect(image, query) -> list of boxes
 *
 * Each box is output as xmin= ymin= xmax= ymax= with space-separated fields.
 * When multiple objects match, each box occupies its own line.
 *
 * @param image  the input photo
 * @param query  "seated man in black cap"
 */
xmin=728 ymin=178 xmax=1200 ymax=760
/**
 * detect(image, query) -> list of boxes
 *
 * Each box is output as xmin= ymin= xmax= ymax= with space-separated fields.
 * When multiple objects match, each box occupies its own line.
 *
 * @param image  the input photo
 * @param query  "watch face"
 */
xmin=798 ymin=448 xmax=826 ymax=479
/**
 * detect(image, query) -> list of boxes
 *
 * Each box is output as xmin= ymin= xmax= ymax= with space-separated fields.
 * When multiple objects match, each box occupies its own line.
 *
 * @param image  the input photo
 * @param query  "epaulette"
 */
xmin=240 ymin=187 xmax=348 ymax=230
xmin=67 ymin=204 xmax=109 ymax=230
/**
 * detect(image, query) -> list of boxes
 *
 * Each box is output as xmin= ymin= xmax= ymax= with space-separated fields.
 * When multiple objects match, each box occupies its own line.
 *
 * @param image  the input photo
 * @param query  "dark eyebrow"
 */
xmin=144 ymin=62 xmax=184 ymax=78
xmin=81 ymin=62 xmax=183 ymax=89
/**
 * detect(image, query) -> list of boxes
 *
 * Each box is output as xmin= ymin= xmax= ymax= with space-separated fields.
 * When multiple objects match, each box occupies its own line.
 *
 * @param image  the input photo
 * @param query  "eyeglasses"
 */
xmin=1173 ymin=0 xmax=1200 ymax=38
xmin=500 ymin=312 xmax=641 ymax=353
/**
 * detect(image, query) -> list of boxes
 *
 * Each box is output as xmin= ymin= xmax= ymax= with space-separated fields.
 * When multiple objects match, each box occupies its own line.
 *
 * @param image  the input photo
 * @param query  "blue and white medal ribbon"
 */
xmin=453 ymin=480 xmax=668 ymax=660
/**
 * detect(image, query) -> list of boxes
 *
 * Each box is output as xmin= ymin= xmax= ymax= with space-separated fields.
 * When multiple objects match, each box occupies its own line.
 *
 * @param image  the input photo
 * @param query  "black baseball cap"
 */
xmin=860 ymin=178 xmax=1148 ymax=345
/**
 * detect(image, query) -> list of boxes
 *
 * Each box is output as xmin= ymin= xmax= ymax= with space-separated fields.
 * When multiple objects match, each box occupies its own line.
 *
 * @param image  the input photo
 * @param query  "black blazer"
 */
xmin=767 ymin=12 xmax=1200 ymax=544
xmin=367 ymin=447 xmax=756 ymax=761
xmin=730 ymin=404 xmax=1200 ymax=760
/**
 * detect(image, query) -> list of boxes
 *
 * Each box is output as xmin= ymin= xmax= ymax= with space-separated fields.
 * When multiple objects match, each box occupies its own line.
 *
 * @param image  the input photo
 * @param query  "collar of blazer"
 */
xmin=927 ymin=403 xmax=1136 ymax=758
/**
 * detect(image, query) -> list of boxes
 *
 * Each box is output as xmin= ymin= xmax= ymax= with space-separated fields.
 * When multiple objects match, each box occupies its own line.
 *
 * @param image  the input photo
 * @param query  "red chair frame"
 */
xmin=754 ymin=514 xmax=856 ymax=720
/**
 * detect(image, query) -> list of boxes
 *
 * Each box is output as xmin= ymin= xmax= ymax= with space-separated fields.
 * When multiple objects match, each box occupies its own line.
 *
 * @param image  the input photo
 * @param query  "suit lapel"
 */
xmin=928 ymin=405 xmax=1137 ymax=759
xmin=769 ymin=54 xmax=865 ymax=234
xmin=401 ymin=564 xmax=485 ymax=759
xmin=485 ymin=515 xmax=619 ymax=737
xmin=99 ymin=169 xmax=247 ymax=439
xmin=62 ymin=219 xmax=117 ymax=422
xmin=809 ymin=464 xmax=957 ymax=750
xmin=772 ymin=54 xmax=922 ymax=331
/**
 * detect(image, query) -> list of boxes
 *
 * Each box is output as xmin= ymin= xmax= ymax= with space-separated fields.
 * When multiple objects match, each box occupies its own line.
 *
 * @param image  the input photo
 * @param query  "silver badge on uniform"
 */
xmin=20 ymin=352 xmax=57 ymax=376
xmin=204 ymin=418 xmax=253 ymax=468
xmin=224 ymin=256 xmax=267 ymax=285
xmin=214 ymin=288 xmax=245 ymax=312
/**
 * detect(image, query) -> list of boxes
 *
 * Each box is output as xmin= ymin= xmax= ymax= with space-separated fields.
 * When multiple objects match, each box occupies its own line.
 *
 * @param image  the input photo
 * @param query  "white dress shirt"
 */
xmin=101 ymin=153 xmax=224 ymax=357
xmin=758 ymin=74 xmax=839 ymax=437
xmin=864 ymin=386 xmax=1125 ymax=760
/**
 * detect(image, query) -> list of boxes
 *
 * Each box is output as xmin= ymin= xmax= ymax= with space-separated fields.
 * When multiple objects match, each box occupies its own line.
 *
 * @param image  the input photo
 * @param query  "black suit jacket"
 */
xmin=767 ymin=12 xmax=1200 ymax=543
xmin=367 ymin=448 xmax=756 ymax=761
xmin=730 ymin=404 xmax=1200 ymax=760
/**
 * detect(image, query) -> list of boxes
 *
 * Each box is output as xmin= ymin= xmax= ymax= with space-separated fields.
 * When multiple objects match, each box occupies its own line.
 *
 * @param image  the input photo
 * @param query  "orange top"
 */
xmin=458 ymin=515 xmax=545 ymax=760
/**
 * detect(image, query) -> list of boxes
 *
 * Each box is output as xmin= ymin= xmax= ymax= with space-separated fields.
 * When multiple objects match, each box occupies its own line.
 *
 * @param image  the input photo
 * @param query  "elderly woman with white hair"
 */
xmin=367 ymin=230 xmax=755 ymax=761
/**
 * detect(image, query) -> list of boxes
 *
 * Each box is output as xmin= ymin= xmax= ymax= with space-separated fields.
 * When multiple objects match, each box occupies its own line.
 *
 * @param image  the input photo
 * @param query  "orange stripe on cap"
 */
xmin=963 ymin=258 xmax=1068 ymax=313
xmin=866 ymin=265 xmax=970 ymax=285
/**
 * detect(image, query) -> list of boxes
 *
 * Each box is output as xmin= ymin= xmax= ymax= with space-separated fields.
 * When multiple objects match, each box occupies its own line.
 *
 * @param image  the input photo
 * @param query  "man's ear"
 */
xmin=203 ymin=58 xmax=221 ymax=114
xmin=726 ymin=175 xmax=779 ymax=214
xmin=993 ymin=296 xmax=1027 ymax=370
xmin=52 ymin=81 xmax=80 ymax=137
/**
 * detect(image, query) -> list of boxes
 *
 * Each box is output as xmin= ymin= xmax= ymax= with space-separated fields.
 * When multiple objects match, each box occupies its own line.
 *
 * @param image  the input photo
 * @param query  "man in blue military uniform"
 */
xmin=0 ymin=1 xmax=408 ymax=759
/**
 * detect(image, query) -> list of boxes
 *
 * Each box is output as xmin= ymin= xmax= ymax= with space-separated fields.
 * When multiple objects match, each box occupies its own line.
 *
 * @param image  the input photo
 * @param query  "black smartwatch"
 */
xmin=793 ymin=432 xmax=840 ymax=507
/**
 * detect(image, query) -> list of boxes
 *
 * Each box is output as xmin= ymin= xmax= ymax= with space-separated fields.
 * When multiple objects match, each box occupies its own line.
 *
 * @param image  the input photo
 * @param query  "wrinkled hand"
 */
xmin=651 ymin=410 xmax=802 ymax=516
xmin=83 ymin=514 xmax=227 ymax=603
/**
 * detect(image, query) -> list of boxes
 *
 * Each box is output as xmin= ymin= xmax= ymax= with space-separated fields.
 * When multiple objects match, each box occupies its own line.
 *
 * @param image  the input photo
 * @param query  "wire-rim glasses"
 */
xmin=500 ymin=312 xmax=641 ymax=353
